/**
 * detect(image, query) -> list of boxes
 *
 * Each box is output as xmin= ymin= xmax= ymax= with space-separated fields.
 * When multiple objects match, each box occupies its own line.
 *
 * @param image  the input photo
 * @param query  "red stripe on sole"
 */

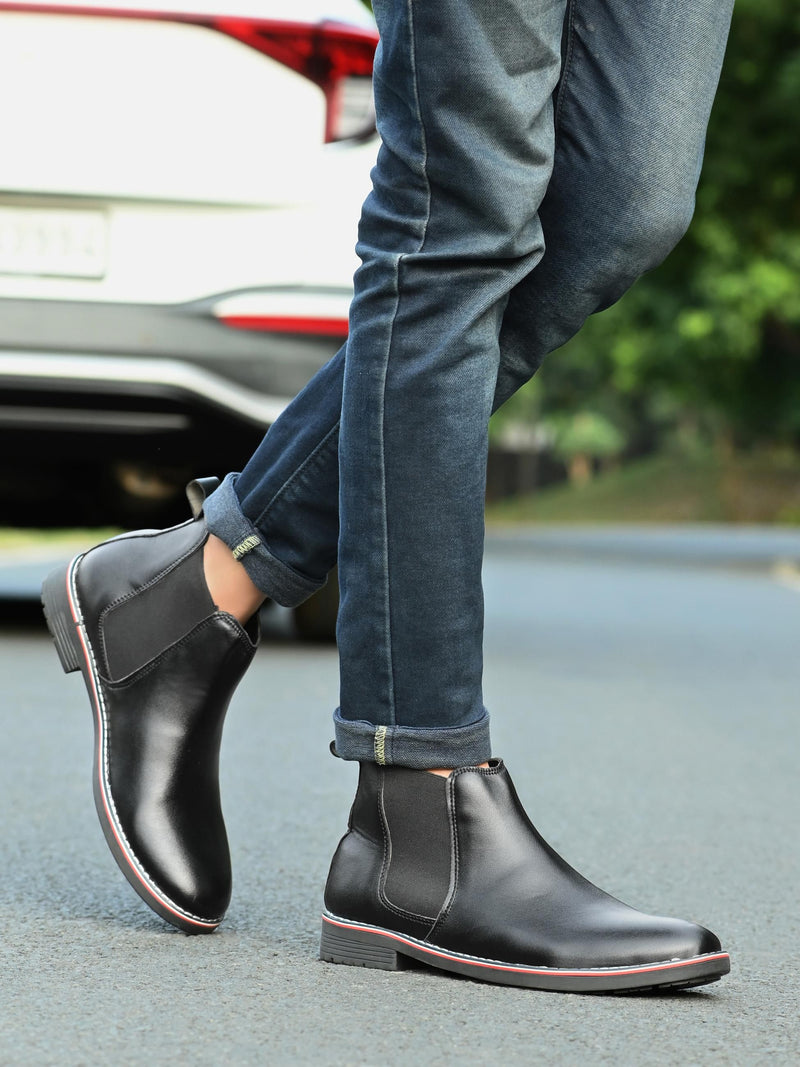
xmin=321 ymin=914 xmax=730 ymax=980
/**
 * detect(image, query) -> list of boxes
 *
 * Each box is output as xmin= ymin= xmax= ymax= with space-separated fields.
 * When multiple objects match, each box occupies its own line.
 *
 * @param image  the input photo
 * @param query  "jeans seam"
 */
xmin=374 ymin=725 xmax=388 ymax=765
xmin=378 ymin=260 xmax=399 ymax=728
xmin=406 ymin=0 xmax=432 ymax=251
xmin=554 ymin=0 xmax=576 ymax=133
xmin=378 ymin=0 xmax=434 ymax=726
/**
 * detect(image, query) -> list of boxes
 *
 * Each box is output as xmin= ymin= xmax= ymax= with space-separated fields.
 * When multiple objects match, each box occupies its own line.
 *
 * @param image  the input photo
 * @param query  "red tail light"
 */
xmin=0 ymin=4 xmax=379 ymax=143
xmin=215 ymin=19 xmax=378 ymax=143
xmin=220 ymin=314 xmax=349 ymax=338
xmin=212 ymin=292 xmax=351 ymax=337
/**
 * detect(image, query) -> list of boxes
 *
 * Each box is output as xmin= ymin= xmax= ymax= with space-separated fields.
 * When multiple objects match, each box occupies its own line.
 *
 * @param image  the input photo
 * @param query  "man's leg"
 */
xmin=318 ymin=0 xmax=733 ymax=990
xmin=204 ymin=0 xmax=733 ymax=991
xmin=333 ymin=0 xmax=568 ymax=765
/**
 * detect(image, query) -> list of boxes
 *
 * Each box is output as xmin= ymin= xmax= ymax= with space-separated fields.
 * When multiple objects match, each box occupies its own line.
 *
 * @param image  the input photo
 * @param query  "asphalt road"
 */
xmin=1 ymin=532 xmax=799 ymax=1065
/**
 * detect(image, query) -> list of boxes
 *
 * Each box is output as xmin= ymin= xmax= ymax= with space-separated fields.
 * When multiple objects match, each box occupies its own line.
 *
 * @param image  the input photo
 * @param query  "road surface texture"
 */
xmin=1 ymin=528 xmax=799 ymax=1065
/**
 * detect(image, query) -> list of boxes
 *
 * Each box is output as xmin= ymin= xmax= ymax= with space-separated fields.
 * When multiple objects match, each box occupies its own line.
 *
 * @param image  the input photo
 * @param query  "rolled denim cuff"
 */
xmin=333 ymin=708 xmax=491 ymax=770
xmin=204 ymin=473 xmax=324 ymax=608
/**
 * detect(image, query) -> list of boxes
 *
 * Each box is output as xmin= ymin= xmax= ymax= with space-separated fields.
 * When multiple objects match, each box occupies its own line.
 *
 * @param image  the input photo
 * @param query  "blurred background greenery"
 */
xmin=486 ymin=0 xmax=800 ymax=523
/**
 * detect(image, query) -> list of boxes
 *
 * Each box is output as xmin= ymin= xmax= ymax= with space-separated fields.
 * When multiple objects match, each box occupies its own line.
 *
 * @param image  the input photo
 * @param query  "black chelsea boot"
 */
xmin=321 ymin=760 xmax=730 ymax=992
xmin=41 ymin=478 xmax=258 ymax=933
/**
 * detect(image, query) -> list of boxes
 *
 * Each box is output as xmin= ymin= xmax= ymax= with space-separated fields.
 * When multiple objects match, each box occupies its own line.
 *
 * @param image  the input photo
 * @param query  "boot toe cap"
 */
xmin=603 ymin=912 xmax=723 ymax=968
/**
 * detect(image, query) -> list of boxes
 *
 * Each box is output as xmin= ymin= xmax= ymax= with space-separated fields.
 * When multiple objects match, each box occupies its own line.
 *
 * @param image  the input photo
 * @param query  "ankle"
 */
xmin=203 ymin=533 xmax=266 ymax=624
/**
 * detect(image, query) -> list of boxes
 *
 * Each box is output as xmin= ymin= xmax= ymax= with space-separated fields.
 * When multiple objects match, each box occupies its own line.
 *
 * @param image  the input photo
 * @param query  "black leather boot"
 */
xmin=41 ymin=478 xmax=257 ymax=934
xmin=321 ymin=760 xmax=730 ymax=992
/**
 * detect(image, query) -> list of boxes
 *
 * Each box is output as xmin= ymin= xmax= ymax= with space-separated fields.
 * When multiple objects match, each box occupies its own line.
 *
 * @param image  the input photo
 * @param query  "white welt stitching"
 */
xmin=321 ymin=913 xmax=728 ymax=975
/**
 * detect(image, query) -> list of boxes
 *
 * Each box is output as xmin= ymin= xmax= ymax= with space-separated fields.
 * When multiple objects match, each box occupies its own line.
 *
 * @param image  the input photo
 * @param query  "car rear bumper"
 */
xmin=0 ymin=350 xmax=293 ymax=432
xmin=0 ymin=300 xmax=346 ymax=524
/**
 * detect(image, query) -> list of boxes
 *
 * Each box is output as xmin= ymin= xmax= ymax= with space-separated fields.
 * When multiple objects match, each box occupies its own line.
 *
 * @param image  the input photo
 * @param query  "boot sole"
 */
xmin=42 ymin=558 xmax=222 ymax=935
xmin=320 ymin=912 xmax=731 ymax=993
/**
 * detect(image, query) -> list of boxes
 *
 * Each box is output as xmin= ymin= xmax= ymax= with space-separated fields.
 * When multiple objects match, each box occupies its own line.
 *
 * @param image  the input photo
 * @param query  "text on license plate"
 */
xmin=0 ymin=207 xmax=108 ymax=279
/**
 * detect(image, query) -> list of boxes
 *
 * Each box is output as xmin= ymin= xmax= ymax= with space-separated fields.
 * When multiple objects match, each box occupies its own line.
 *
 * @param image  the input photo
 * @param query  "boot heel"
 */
xmin=320 ymin=918 xmax=407 ymax=971
xmin=41 ymin=564 xmax=83 ymax=674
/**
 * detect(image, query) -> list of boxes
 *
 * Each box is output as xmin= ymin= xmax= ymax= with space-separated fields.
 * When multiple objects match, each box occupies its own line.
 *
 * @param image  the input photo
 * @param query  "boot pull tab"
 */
xmin=186 ymin=476 xmax=221 ymax=520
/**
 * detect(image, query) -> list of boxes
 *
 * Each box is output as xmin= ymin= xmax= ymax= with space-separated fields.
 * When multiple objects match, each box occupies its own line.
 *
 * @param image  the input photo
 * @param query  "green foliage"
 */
xmin=492 ymin=0 xmax=800 ymax=456
xmin=487 ymin=447 xmax=800 ymax=525
xmin=545 ymin=412 xmax=625 ymax=462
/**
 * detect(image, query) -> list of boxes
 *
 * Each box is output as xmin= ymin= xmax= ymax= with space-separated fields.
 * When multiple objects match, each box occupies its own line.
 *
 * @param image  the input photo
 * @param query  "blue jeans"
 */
xmin=205 ymin=0 xmax=733 ymax=768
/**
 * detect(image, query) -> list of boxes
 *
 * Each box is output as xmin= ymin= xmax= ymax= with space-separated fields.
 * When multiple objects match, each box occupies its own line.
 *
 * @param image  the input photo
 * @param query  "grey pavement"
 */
xmin=1 ymin=532 xmax=799 ymax=1064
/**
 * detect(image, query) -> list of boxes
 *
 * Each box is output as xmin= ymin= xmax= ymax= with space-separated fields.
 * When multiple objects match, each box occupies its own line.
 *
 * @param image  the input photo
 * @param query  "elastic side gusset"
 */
xmin=381 ymin=766 xmax=451 ymax=918
xmin=101 ymin=545 xmax=215 ymax=680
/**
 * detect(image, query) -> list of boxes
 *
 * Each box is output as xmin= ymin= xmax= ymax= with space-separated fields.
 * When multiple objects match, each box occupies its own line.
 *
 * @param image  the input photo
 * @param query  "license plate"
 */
xmin=0 ymin=206 xmax=108 ymax=279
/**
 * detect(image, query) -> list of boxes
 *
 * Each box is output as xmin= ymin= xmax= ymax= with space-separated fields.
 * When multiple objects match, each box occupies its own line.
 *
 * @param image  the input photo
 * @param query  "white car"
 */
xmin=0 ymin=0 xmax=378 ymax=527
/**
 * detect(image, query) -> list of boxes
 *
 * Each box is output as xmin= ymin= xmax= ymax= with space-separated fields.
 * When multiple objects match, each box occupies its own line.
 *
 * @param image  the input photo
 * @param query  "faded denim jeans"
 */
xmin=205 ymin=0 xmax=734 ymax=768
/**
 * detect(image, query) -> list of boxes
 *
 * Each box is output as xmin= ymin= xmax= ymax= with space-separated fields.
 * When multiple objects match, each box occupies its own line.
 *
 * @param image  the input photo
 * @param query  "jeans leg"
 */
xmin=334 ymin=0 xmax=567 ymax=767
xmin=493 ymin=0 xmax=735 ymax=402
xmin=206 ymin=0 xmax=732 ymax=768
xmin=205 ymin=350 xmax=344 ymax=608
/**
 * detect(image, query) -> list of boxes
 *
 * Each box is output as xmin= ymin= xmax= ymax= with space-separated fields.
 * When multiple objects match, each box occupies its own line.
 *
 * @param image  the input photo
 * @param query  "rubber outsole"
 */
xmin=320 ymin=912 xmax=731 ymax=993
xmin=41 ymin=558 xmax=222 ymax=935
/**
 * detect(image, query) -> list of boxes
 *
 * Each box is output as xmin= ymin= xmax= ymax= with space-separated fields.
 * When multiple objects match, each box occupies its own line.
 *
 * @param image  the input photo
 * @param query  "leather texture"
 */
xmin=325 ymin=759 xmax=722 ymax=971
xmin=62 ymin=501 xmax=257 ymax=932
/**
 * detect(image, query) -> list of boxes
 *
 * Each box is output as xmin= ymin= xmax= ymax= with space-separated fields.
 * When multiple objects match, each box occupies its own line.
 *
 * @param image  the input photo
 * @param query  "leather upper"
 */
xmin=325 ymin=760 xmax=721 ymax=969
xmin=72 ymin=512 xmax=257 ymax=924
xmin=103 ymin=614 xmax=255 ymax=918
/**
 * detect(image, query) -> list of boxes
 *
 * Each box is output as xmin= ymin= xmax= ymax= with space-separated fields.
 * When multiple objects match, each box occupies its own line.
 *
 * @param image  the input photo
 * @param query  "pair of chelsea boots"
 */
xmin=42 ymin=480 xmax=729 ymax=991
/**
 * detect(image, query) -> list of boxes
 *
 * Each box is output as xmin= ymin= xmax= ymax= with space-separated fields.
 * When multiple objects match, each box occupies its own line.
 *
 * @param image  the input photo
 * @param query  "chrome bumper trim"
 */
xmin=0 ymin=351 xmax=290 ymax=427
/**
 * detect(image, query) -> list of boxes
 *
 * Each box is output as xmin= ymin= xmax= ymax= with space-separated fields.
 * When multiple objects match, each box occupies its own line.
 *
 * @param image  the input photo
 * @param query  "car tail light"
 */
xmin=215 ymin=19 xmax=378 ymax=143
xmin=0 ymin=5 xmax=379 ymax=143
xmin=212 ymin=292 xmax=350 ymax=337
xmin=220 ymin=314 xmax=350 ymax=337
